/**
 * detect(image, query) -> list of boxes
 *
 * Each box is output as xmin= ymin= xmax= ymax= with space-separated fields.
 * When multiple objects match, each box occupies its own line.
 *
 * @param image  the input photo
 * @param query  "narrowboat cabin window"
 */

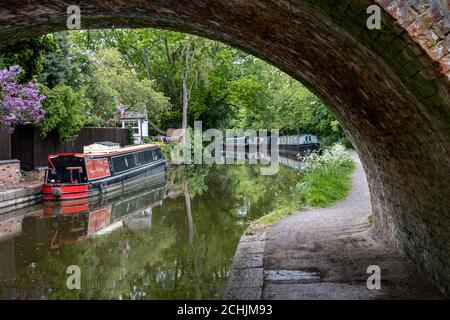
xmin=112 ymin=149 xmax=162 ymax=174
xmin=112 ymin=154 xmax=135 ymax=173
xmin=125 ymin=154 xmax=136 ymax=168
xmin=153 ymin=149 xmax=163 ymax=160
xmin=136 ymin=150 xmax=153 ymax=165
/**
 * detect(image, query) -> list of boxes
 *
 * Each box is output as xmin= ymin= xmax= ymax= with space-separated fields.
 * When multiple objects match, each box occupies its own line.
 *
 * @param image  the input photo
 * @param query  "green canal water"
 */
xmin=0 ymin=161 xmax=303 ymax=299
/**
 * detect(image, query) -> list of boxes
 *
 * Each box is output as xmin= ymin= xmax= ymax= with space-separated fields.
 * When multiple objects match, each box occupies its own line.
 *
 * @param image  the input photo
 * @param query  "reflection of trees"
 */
xmin=167 ymin=165 xmax=211 ymax=199
xmin=205 ymin=164 xmax=303 ymax=221
xmin=0 ymin=164 xmax=304 ymax=300
xmin=185 ymin=190 xmax=194 ymax=245
xmin=136 ymin=164 xmax=303 ymax=299
xmin=120 ymin=164 xmax=304 ymax=299
xmin=15 ymin=224 xmax=175 ymax=299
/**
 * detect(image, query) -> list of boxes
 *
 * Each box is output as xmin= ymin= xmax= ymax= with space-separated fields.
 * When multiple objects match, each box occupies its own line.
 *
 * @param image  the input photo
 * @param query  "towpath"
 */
xmin=225 ymin=151 xmax=443 ymax=299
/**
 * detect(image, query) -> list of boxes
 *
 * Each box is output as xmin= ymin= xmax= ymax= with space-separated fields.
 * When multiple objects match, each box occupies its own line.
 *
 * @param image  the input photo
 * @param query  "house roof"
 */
xmin=121 ymin=111 xmax=147 ymax=119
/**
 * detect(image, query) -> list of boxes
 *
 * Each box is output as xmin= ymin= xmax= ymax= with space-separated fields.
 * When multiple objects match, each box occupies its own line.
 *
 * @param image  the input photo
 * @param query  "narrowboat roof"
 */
xmin=96 ymin=141 xmax=120 ymax=147
xmin=48 ymin=144 xmax=161 ymax=159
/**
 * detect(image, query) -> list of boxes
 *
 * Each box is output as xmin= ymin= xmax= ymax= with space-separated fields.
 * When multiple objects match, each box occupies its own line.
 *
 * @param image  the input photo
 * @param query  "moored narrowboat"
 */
xmin=42 ymin=142 xmax=166 ymax=201
xmin=278 ymin=134 xmax=320 ymax=153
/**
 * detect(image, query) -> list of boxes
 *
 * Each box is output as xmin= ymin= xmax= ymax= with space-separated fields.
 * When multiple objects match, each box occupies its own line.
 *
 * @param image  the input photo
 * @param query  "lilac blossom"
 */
xmin=115 ymin=104 xmax=127 ymax=118
xmin=0 ymin=66 xmax=46 ymax=128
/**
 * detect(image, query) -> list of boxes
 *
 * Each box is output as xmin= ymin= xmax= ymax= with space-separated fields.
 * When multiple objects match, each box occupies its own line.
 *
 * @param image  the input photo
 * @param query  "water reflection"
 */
xmin=223 ymin=148 xmax=306 ymax=170
xmin=0 ymin=157 xmax=303 ymax=299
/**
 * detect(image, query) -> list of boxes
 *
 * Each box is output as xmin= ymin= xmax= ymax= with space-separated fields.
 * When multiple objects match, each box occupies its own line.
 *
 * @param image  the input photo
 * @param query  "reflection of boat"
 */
xmin=0 ymin=173 xmax=175 ymax=282
xmin=6 ymin=174 xmax=167 ymax=255
xmin=278 ymin=155 xmax=306 ymax=170
xmin=220 ymin=151 xmax=305 ymax=170
xmin=42 ymin=142 xmax=166 ymax=201
xmin=44 ymin=174 xmax=168 ymax=248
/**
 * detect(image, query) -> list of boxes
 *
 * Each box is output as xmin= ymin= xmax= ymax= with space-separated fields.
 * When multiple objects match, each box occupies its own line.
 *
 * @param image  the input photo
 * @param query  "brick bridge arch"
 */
xmin=0 ymin=1 xmax=449 ymax=294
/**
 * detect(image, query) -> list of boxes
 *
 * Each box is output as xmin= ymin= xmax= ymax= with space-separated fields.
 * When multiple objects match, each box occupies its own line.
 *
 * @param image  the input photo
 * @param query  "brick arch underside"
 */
xmin=0 ymin=0 xmax=449 ymax=294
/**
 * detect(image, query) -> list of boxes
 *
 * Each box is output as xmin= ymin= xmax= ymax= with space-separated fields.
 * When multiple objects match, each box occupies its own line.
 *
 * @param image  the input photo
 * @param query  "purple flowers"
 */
xmin=115 ymin=104 xmax=127 ymax=118
xmin=0 ymin=65 xmax=46 ymax=127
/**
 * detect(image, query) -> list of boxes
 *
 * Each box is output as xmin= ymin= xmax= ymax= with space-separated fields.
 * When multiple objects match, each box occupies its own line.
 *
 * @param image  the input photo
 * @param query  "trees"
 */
xmin=1 ymin=28 xmax=348 ymax=145
xmin=84 ymin=48 xmax=171 ymax=128
xmin=73 ymin=31 xmax=232 ymax=129
xmin=38 ymin=84 xmax=88 ymax=142
xmin=0 ymin=35 xmax=57 ymax=83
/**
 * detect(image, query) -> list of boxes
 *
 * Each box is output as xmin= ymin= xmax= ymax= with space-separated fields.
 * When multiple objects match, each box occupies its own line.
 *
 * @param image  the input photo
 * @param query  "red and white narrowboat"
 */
xmin=42 ymin=142 xmax=166 ymax=201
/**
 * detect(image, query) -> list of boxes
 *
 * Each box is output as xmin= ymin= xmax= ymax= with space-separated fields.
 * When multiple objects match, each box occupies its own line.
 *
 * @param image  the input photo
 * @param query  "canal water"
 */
xmin=0 ymin=155 xmax=304 ymax=299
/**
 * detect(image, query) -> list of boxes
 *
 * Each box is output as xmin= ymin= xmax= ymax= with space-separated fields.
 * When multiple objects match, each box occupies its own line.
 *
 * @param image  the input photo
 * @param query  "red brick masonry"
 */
xmin=0 ymin=160 xmax=20 ymax=186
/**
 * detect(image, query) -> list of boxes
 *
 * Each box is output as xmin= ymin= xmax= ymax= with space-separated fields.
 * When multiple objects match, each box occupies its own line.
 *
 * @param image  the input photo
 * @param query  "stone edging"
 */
xmin=0 ymin=159 xmax=20 ymax=164
xmin=224 ymin=231 xmax=267 ymax=300
xmin=0 ymin=186 xmax=42 ymax=215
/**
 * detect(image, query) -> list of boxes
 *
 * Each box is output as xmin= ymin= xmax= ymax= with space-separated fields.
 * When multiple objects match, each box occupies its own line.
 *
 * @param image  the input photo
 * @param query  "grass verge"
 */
xmin=246 ymin=145 xmax=356 ymax=235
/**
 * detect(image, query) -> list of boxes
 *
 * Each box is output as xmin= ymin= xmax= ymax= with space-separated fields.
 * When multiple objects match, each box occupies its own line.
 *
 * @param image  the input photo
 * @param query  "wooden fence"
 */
xmin=0 ymin=126 xmax=11 ymax=160
xmin=11 ymin=125 xmax=129 ymax=169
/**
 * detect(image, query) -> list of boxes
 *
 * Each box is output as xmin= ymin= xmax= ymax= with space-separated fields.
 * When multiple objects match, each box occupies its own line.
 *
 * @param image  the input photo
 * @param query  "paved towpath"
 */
xmin=225 ymin=151 xmax=443 ymax=299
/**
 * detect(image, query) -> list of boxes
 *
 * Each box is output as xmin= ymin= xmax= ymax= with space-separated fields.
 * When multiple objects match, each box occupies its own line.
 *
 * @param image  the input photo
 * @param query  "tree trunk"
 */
xmin=148 ymin=119 xmax=166 ymax=135
xmin=184 ymin=189 xmax=194 ymax=245
xmin=123 ymin=54 xmax=140 ymax=76
xmin=143 ymin=47 xmax=152 ymax=80
xmin=182 ymin=73 xmax=188 ymax=130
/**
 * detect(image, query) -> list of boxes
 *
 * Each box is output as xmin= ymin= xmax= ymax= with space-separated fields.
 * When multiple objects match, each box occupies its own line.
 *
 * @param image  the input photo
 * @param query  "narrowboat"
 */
xmin=277 ymin=134 xmax=320 ymax=153
xmin=42 ymin=142 xmax=166 ymax=201
xmin=223 ymin=136 xmax=249 ymax=150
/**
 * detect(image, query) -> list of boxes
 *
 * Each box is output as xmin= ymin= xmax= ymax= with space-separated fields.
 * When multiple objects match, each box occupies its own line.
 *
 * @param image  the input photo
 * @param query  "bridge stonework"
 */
xmin=0 ymin=0 xmax=449 ymax=294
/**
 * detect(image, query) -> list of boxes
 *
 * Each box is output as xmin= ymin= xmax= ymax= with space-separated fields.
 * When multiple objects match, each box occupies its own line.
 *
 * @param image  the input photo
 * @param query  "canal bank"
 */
xmin=0 ymin=160 xmax=44 ymax=215
xmin=225 ymin=151 xmax=444 ymax=299
xmin=0 ymin=185 xmax=42 ymax=215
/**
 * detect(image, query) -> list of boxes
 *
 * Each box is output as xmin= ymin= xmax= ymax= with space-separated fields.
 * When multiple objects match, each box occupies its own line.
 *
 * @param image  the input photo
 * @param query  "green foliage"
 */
xmin=37 ymin=32 xmax=93 ymax=88
xmin=126 ymin=124 xmax=135 ymax=145
xmin=246 ymin=204 xmax=297 ymax=234
xmin=0 ymin=35 xmax=57 ymax=83
xmin=295 ymin=164 xmax=354 ymax=207
xmin=37 ymin=33 xmax=72 ymax=88
xmin=69 ymin=29 xmax=348 ymax=145
xmin=157 ymin=141 xmax=177 ymax=162
xmin=142 ymin=137 xmax=152 ymax=144
xmin=248 ymin=144 xmax=355 ymax=233
xmin=38 ymin=84 xmax=88 ymax=142
xmin=2 ymin=28 xmax=350 ymax=146
xmin=296 ymin=144 xmax=355 ymax=207
xmin=84 ymin=48 xmax=171 ymax=127
xmin=368 ymin=213 xmax=373 ymax=225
